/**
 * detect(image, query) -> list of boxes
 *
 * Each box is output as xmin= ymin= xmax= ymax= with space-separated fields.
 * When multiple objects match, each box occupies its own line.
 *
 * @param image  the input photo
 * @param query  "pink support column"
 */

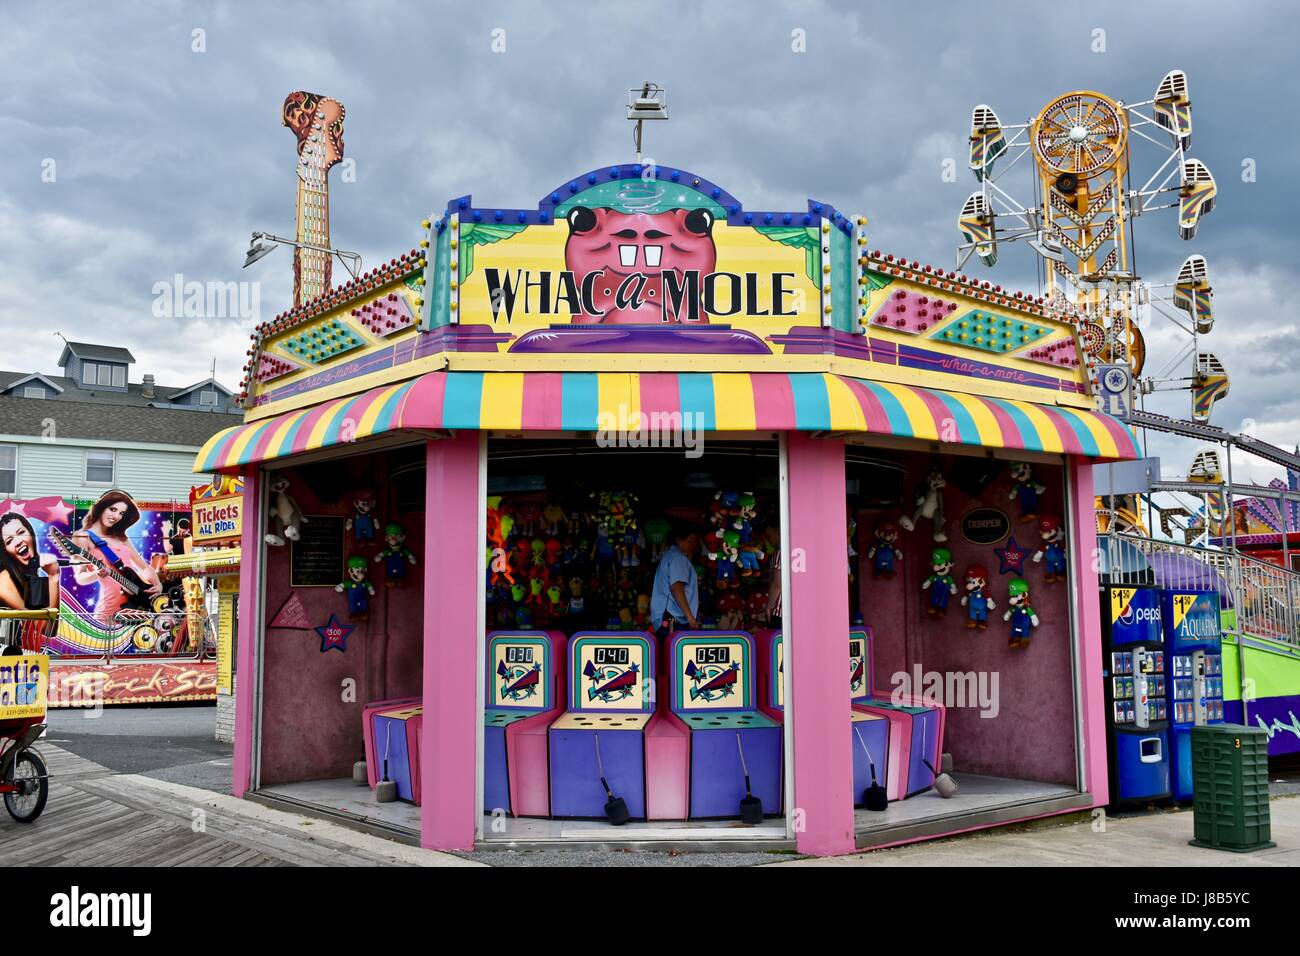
xmin=1070 ymin=457 xmax=1109 ymax=803
xmin=231 ymin=467 xmax=261 ymax=798
xmin=785 ymin=433 xmax=856 ymax=855
xmin=421 ymin=432 xmax=482 ymax=850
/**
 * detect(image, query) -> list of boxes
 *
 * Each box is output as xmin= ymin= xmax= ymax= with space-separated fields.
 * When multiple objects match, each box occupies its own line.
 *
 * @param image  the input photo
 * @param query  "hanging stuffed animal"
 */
xmin=336 ymin=556 xmax=376 ymax=618
xmin=898 ymin=464 xmax=948 ymax=542
xmin=867 ymin=521 xmax=903 ymax=578
xmin=1003 ymin=577 xmax=1040 ymax=649
xmin=265 ymin=474 xmax=307 ymax=546
xmin=921 ymin=547 xmax=958 ymax=619
xmin=960 ymin=564 xmax=995 ymax=630
xmin=708 ymin=529 xmax=742 ymax=589
xmin=846 ymin=505 xmax=858 ymax=572
xmin=346 ymin=490 xmax=378 ymax=544
xmin=1032 ymin=516 xmax=1067 ymax=583
xmin=737 ymin=539 xmax=765 ymax=578
xmin=1007 ymin=463 xmax=1047 ymax=522
xmin=643 ymin=516 xmax=672 ymax=561
xmin=541 ymin=502 xmax=567 ymax=536
xmin=374 ymin=523 xmax=418 ymax=587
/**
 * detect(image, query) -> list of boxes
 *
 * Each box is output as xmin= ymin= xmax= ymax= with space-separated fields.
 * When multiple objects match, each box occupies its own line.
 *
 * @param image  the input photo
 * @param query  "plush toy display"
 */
xmin=374 ymin=523 xmax=418 ymax=586
xmin=867 ymin=521 xmax=903 ymax=578
xmin=485 ymin=488 xmax=778 ymax=635
xmin=960 ymin=564 xmax=995 ymax=630
xmin=336 ymin=556 xmax=376 ymax=618
xmin=265 ymin=474 xmax=307 ymax=546
xmin=899 ymin=464 xmax=948 ymax=542
xmin=1008 ymin=463 xmax=1047 ymax=522
xmin=1032 ymin=517 xmax=1067 ymax=583
xmin=346 ymin=490 xmax=378 ymax=544
xmin=1003 ymin=577 xmax=1040 ymax=649
xmin=922 ymin=547 xmax=958 ymax=619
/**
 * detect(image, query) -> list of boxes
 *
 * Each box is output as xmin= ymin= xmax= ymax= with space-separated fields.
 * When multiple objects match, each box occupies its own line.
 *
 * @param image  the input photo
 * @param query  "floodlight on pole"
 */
xmin=627 ymin=82 xmax=668 ymax=164
xmin=241 ymin=230 xmax=362 ymax=280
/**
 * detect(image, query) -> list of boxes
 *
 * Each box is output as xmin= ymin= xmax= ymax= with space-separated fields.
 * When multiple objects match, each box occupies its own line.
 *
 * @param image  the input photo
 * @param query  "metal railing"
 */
xmin=1 ymin=607 xmax=216 ymax=660
xmin=1100 ymin=532 xmax=1300 ymax=648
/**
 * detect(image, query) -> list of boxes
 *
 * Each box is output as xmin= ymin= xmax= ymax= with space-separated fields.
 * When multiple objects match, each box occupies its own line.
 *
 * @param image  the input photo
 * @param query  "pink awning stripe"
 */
xmin=750 ymin=373 xmax=796 ymax=430
xmin=521 ymin=372 xmax=566 ymax=430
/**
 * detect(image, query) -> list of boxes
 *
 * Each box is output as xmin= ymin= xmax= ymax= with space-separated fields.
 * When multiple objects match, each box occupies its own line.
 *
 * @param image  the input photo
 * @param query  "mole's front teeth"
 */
xmin=619 ymin=245 xmax=637 ymax=267
xmin=644 ymin=245 xmax=663 ymax=267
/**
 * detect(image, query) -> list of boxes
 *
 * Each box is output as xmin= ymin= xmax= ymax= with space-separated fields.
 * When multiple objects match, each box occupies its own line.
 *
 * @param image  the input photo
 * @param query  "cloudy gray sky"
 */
xmin=2 ymin=0 xmax=1296 ymax=484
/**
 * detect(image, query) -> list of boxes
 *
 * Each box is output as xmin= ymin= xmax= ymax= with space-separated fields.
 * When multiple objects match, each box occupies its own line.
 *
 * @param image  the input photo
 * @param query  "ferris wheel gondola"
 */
xmin=954 ymin=69 xmax=1228 ymax=429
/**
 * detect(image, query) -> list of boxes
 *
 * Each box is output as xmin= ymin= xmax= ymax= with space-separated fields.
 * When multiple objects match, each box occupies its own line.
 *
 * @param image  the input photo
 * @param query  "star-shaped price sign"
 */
xmin=995 ymin=536 xmax=1027 ymax=575
xmin=315 ymin=613 xmax=355 ymax=653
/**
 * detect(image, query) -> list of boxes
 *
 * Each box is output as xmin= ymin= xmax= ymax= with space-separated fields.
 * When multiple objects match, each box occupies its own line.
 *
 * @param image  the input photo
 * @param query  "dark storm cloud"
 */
xmin=0 ymin=0 xmax=1296 ymax=477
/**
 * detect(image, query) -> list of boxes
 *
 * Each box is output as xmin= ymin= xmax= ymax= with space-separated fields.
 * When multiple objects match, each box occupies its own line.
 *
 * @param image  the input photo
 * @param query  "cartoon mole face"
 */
xmin=564 ymin=207 xmax=717 ymax=324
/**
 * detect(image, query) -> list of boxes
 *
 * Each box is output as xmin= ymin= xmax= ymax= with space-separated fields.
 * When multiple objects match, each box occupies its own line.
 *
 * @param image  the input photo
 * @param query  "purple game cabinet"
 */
xmin=668 ymin=631 xmax=783 ymax=819
xmin=548 ymin=632 xmax=659 ymax=819
xmin=484 ymin=630 xmax=567 ymax=816
xmin=847 ymin=626 xmax=891 ymax=805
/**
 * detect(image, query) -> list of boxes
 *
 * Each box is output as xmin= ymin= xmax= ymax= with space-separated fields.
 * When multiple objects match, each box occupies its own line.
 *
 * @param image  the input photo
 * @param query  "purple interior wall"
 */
xmin=259 ymin=450 xmax=425 ymax=787
xmin=857 ymin=452 xmax=1077 ymax=786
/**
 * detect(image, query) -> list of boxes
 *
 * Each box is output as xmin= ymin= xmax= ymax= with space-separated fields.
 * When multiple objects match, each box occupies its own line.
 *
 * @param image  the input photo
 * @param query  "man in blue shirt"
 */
xmin=650 ymin=526 xmax=702 ymax=640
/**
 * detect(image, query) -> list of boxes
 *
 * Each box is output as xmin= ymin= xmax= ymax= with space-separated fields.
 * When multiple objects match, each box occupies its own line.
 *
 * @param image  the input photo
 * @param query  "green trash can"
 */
xmin=1188 ymin=724 xmax=1275 ymax=852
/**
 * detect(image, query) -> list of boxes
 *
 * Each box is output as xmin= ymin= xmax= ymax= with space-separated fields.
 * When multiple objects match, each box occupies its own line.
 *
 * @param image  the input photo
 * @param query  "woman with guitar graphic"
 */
xmin=0 ymin=512 xmax=61 ymax=652
xmin=71 ymin=490 xmax=162 ymax=625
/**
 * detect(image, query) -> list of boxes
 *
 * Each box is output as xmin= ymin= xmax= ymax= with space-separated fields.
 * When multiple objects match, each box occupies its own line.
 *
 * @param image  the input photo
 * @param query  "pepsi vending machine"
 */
xmin=1161 ymin=590 xmax=1225 ymax=800
xmin=1102 ymin=586 xmax=1171 ymax=802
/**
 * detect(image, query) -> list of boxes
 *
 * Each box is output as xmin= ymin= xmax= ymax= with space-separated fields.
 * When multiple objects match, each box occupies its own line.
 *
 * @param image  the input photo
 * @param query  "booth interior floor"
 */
xmin=855 ymin=773 xmax=1078 ymax=834
xmin=481 ymin=815 xmax=788 ymax=844
xmin=259 ymin=779 xmax=422 ymax=834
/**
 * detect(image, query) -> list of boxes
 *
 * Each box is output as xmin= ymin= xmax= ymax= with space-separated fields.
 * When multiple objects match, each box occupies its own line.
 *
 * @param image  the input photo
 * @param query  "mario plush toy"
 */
xmin=1032 ymin=517 xmax=1067 ymax=583
xmin=868 ymin=521 xmax=903 ymax=579
xmin=960 ymin=564 xmax=995 ymax=630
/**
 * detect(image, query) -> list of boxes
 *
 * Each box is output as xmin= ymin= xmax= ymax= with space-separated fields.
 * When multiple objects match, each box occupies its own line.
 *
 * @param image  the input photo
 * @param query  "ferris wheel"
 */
xmin=957 ymin=70 xmax=1226 ymax=424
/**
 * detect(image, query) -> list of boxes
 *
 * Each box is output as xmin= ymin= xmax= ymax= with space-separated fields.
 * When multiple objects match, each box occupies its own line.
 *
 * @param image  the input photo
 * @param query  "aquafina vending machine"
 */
xmin=1161 ymin=589 xmax=1225 ymax=800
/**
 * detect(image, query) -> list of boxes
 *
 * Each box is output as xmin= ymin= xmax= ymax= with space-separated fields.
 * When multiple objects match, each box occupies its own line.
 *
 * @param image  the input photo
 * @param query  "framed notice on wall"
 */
xmin=290 ymin=515 xmax=346 ymax=587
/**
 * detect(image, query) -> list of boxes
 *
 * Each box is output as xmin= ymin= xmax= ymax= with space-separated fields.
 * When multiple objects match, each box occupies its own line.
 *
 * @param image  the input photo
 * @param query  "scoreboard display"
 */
xmin=487 ymin=632 xmax=555 ymax=711
xmin=671 ymin=633 xmax=753 ymax=713
xmin=569 ymin=634 xmax=653 ymax=712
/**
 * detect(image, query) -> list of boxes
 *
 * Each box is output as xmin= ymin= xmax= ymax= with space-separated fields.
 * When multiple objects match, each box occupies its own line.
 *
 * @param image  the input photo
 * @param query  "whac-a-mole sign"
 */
xmin=426 ymin=167 xmax=828 ymax=354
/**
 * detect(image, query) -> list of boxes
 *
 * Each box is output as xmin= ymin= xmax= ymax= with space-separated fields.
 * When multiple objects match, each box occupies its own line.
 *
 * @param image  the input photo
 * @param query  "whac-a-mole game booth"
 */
xmin=198 ymin=156 xmax=1141 ymax=855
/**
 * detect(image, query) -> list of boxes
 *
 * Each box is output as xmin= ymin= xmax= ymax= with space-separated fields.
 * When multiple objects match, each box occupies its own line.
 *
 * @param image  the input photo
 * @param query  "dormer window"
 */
xmin=199 ymin=389 xmax=218 ymax=406
xmin=21 ymin=386 xmax=44 ymax=398
xmin=81 ymin=362 xmax=126 ymax=388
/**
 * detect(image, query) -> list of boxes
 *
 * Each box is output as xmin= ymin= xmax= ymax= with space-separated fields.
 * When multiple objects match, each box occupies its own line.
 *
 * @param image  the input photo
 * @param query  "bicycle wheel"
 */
xmin=3 ymin=749 xmax=49 ymax=823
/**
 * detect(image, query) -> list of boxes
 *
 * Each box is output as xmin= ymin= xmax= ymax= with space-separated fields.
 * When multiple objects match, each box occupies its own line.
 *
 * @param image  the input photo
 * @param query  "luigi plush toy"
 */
xmin=336 ymin=556 xmax=376 ymax=618
xmin=1003 ymin=577 xmax=1040 ymax=649
xmin=922 ymin=547 xmax=958 ymax=619
xmin=375 ymin=523 xmax=418 ymax=587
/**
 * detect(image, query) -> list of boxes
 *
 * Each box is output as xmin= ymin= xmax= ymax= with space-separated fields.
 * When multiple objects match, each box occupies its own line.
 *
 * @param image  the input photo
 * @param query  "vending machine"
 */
xmin=1102 ymin=585 xmax=1171 ymax=802
xmin=1161 ymin=589 xmax=1225 ymax=800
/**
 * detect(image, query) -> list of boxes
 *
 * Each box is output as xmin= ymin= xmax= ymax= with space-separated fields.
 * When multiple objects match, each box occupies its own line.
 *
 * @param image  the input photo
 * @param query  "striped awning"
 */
xmin=195 ymin=371 xmax=1140 ymax=472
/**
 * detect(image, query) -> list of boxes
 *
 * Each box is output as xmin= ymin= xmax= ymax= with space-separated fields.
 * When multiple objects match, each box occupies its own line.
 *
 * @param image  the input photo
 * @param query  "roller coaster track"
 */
xmin=1129 ymin=410 xmax=1300 ymax=472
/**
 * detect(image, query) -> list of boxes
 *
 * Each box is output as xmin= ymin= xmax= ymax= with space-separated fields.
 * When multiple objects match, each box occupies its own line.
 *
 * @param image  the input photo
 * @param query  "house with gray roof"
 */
xmin=0 ymin=342 xmax=242 ymax=502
